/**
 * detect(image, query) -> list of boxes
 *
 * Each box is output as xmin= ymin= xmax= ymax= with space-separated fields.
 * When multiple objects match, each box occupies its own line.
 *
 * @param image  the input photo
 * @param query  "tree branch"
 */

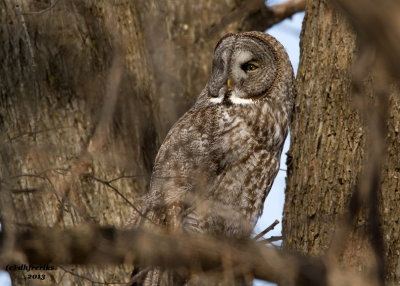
xmin=208 ymin=0 xmax=306 ymax=36
xmin=1 ymin=225 xmax=326 ymax=285
xmin=240 ymin=0 xmax=306 ymax=32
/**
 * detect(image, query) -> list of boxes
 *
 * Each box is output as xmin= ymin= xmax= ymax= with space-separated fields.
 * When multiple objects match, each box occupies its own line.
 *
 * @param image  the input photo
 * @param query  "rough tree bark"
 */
xmin=0 ymin=0 xmax=241 ymax=284
xmin=283 ymin=0 xmax=400 ymax=283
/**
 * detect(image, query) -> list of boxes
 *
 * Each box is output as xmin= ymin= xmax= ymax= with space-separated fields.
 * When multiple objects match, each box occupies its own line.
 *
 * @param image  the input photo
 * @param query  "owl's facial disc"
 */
xmin=208 ymin=34 xmax=278 ymax=105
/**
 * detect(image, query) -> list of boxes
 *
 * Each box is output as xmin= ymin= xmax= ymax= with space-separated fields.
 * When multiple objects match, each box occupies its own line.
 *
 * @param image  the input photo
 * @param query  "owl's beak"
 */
xmin=226 ymin=78 xmax=232 ymax=89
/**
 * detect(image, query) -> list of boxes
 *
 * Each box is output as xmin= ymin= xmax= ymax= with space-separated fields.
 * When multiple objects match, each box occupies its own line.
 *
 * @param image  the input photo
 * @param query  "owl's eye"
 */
xmin=241 ymin=62 xmax=259 ymax=72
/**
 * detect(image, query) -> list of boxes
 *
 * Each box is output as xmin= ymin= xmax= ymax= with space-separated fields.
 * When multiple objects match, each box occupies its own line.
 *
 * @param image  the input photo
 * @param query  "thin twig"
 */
xmin=58 ymin=266 xmax=128 ymax=285
xmin=254 ymin=219 xmax=279 ymax=241
xmin=108 ymin=175 xmax=146 ymax=183
xmin=258 ymin=236 xmax=283 ymax=244
xmin=8 ymin=126 xmax=74 ymax=142
xmin=85 ymin=174 xmax=155 ymax=225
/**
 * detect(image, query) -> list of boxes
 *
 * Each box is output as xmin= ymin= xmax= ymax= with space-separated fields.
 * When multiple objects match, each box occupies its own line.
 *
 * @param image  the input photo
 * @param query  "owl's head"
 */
xmin=206 ymin=32 xmax=294 ymax=106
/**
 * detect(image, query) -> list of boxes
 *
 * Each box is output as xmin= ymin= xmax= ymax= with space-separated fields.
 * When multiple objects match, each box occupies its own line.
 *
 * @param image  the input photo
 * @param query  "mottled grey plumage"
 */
xmin=128 ymin=31 xmax=295 ymax=286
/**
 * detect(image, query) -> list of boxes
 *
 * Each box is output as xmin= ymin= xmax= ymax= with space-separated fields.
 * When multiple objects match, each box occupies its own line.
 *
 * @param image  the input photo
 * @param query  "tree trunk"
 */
xmin=283 ymin=0 xmax=400 ymax=283
xmin=0 ymin=0 xmax=239 ymax=284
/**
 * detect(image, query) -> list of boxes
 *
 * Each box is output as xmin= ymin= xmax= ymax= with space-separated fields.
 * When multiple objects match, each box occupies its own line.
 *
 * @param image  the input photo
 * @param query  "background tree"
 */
xmin=283 ymin=0 xmax=400 ymax=284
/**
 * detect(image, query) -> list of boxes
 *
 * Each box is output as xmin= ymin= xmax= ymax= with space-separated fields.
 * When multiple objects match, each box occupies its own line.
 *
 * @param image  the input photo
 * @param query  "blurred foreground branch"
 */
xmin=0 ymin=225 xmax=386 ymax=286
xmin=0 ymin=225 xmax=327 ymax=285
xmin=332 ymin=0 xmax=400 ymax=79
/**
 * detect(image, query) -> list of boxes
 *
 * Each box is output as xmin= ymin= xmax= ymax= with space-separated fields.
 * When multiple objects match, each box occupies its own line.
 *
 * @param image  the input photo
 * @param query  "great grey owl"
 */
xmin=128 ymin=31 xmax=295 ymax=286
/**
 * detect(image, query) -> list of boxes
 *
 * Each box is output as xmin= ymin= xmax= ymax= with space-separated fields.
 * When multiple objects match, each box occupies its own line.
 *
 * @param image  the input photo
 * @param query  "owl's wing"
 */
xmin=150 ymin=106 xmax=222 ymax=224
xmin=128 ymin=104 xmax=223 ymax=231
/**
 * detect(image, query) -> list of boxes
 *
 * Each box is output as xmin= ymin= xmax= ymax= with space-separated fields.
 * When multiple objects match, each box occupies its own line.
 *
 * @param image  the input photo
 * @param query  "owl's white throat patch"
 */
xmin=229 ymin=94 xmax=256 ymax=104
xmin=209 ymin=91 xmax=256 ymax=105
xmin=209 ymin=97 xmax=224 ymax=104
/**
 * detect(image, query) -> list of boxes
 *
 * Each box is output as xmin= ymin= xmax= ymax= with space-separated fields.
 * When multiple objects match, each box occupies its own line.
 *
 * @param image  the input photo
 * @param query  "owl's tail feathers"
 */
xmin=126 ymin=202 xmax=183 ymax=286
xmin=129 ymin=267 xmax=186 ymax=286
